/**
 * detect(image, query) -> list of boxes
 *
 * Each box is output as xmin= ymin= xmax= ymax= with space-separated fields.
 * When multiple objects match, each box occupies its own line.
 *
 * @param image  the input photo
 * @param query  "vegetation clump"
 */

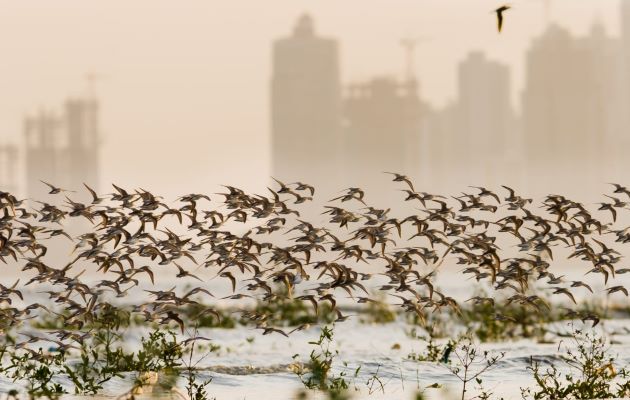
xmin=521 ymin=326 xmax=630 ymax=399
xmin=444 ymin=335 xmax=505 ymax=400
xmin=359 ymin=296 xmax=397 ymax=324
xmin=0 ymin=326 xmax=216 ymax=399
xmin=292 ymin=325 xmax=354 ymax=396
xmin=407 ymin=325 xmax=459 ymax=363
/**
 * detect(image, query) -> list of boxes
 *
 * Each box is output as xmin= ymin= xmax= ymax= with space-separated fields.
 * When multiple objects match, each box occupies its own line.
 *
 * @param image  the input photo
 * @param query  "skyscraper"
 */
xmin=62 ymin=97 xmax=100 ymax=194
xmin=621 ymin=0 xmax=630 ymax=78
xmin=455 ymin=51 xmax=514 ymax=185
xmin=24 ymin=109 xmax=61 ymax=200
xmin=0 ymin=144 xmax=18 ymax=194
xmin=271 ymin=14 xmax=342 ymax=192
xmin=614 ymin=1 xmax=630 ymax=176
xmin=520 ymin=22 xmax=624 ymax=189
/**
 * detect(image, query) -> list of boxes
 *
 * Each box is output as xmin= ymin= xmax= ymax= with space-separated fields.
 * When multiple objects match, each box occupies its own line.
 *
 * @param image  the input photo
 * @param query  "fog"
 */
xmin=0 ymin=0 xmax=626 ymax=201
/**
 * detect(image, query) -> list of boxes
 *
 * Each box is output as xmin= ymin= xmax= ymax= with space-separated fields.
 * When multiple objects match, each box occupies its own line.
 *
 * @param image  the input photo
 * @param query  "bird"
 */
xmin=291 ymin=182 xmax=315 ymax=196
xmin=289 ymin=323 xmax=312 ymax=334
xmin=160 ymin=311 xmax=185 ymax=334
xmin=6 ymin=177 xmax=630 ymax=362
xmin=173 ymin=262 xmax=203 ymax=282
xmin=40 ymin=180 xmax=74 ymax=195
xmin=570 ymin=280 xmax=593 ymax=293
xmin=219 ymin=271 xmax=237 ymax=292
xmin=83 ymin=183 xmax=106 ymax=204
xmin=259 ymin=327 xmax=289 ymax=337
xmin=609 ymin=183 xmax=630 ymax=199
xmin=494 ymin=5 xmax=511 ymax=33
xmin=552 ymin=287 xmax=577 ymax=304
xmin=181 ymin=336 xmax=212 ymax=346
xmin=581 ymin=313 xmax=601 ymax=327
xmin=384 ymin=172 xmax=415 ymax=191
xmin=606 ymin=286 xmax=629 ymax=297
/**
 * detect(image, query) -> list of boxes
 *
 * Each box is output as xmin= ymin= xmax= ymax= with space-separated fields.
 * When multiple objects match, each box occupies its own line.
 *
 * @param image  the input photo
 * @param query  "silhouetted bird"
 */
xmin=494 ymin=5 xmax=511 ymax=33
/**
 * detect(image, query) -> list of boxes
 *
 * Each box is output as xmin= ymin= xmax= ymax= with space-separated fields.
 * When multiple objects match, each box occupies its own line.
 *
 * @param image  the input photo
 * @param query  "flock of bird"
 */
xmin=1 ymin=176 xmax=629 ymax=348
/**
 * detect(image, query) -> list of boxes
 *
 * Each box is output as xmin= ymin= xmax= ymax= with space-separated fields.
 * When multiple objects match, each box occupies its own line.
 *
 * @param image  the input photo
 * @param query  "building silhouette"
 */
xmin=521 ymin=23 xmax=619 ymax=187
xmin=621 ymin=0 xmax=630 ymax=97
xmin=271 ymin=14 xmax=342 ymax=191
xmin=0 ymin=144 xmax=18 ymax=193
xmin=342 ymin=77 xmax=423 ymax=191
xmin=24 ymin=110 xmax=60 ymax=199
xmin=24 ymin=96 xmax=100 ymax=200
xmin=454 ymin=51 xmax=515 ymax=185
xmin=270 ymin=9 xmax=630 ymax=194
xmin=614 ymin=2 xmax=630 ymax=177
xmin=421 ymin=101 xmax=458 ymax=192
xmin=64 ymin=98 xmax=100 ymax=193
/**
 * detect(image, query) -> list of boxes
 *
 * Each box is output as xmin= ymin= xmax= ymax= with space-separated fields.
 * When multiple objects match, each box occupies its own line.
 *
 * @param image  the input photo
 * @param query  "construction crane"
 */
xmin=400 ymin=36 xmax=429 ymax=82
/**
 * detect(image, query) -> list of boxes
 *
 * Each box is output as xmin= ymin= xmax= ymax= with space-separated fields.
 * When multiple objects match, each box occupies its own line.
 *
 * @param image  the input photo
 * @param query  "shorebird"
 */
xmin=83 ymin=183 xmax=106 ymax=204
xmin=606 ymin=285 xmax=629 ymax=296
xmin=40 ymin=180 xmax=74 ymax=194
xmin=160 ymin=311 xmax=185 ymax=334
xmin=259 ymin=326 xmax=289 ymax=337
xmin=2 ymin=178 xmax=629 ymax=352
xmin=609 ymin=183 xmax=630 ymax=199
xmin=384 ymin=172 xmax=415 ymax=191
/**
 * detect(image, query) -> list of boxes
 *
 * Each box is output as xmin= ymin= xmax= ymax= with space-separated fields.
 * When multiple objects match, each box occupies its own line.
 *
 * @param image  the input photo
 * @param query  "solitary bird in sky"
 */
xmin=494 ymin=5 xmax=511 ymax=33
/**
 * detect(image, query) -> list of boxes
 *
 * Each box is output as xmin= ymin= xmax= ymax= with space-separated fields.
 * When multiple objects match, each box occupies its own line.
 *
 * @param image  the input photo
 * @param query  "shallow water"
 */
xmin=3 ymin=267 xmax=630 ymax=400
xmin=3 ymin=318 xmax=630 ymax=399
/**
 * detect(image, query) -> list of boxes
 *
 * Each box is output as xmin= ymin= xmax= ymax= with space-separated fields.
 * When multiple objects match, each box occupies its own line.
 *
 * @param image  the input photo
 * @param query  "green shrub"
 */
xmin=521 ymin=326 xmax=630 ymax=399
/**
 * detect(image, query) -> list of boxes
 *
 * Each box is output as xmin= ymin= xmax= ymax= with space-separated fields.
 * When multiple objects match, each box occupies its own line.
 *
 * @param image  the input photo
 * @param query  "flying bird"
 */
xmin=40 ymin=180 xmax=74 ymax=194
xmin=494 ymin=5 xmax=511 ymax=33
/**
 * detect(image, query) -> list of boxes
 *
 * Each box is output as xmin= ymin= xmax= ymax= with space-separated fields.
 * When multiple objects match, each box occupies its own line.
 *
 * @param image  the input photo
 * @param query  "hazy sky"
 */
xmin=0 ymin=0 xmax=622 ymax=197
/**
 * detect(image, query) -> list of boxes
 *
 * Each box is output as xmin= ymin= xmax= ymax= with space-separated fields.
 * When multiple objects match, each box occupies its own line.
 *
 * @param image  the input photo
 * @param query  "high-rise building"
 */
xmin=614 ymin=1 xmax=630 ymax=176
xmin=583 ymin=22 xmax=626 ymax=179
xmin=0 ymin=144 xmax=18 ymax=194
xmin=24 ymin=96 xmax=100 ymax=200
xmin=62 ymin=98 xmax=100 ymax=194
xmin=421 ymin=101 xmax=458 ymax=192
xmin=271 ymin=14 xmax=342 ymax=192
xmin=521 ymin=24 xmax=615 ymax=187
xmin=621 ymin=0 xmax=630 ymax=80
xmin=454 ymin=51 xmax=515 ymax=185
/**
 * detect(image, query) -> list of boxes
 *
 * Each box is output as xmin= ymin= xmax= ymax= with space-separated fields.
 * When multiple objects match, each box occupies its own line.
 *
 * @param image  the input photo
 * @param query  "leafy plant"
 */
xmin=521 ymin=326 xmax=630 ymax=399
xmin=444 ymin=335 xmax=505 ymax=400
xmin=292 ymin=325 xmax=351 ymax=395
xmin=249 ymin=286 xmax=336 ymax=327
xmin=407 ymin=325 xmax=459 ymax=363
xmin=182 ymin=329 xmax=214 ymax=400
xmin=3 ymin=348 xmax=66 ymax=399
xmin=63 ymin=307 xmax=137 ymax=394
xmin=359 ymin=296 xmax=396 ymax=324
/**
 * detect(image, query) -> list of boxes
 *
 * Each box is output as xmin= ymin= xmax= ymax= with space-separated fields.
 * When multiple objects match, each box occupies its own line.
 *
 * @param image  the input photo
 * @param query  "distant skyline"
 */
xmin=0 ymin=0 xmax=624 ymax=197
